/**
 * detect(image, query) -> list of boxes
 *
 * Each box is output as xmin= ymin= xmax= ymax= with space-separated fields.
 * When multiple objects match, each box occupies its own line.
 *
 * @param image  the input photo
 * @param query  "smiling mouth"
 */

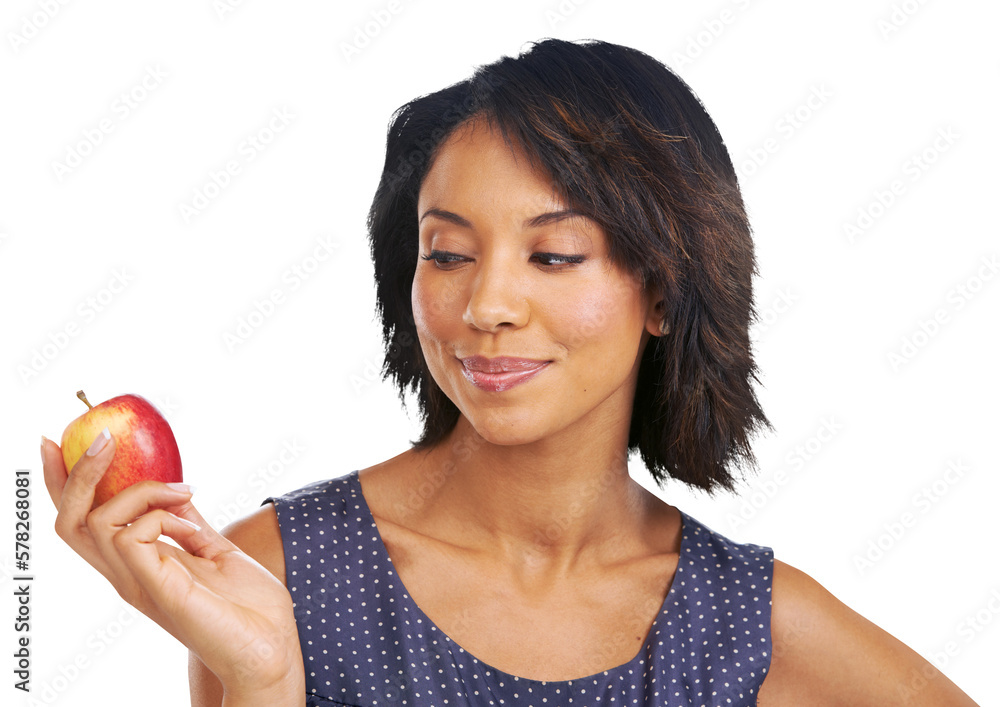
xmin=459 ymin=356 xmax=550 ymax=392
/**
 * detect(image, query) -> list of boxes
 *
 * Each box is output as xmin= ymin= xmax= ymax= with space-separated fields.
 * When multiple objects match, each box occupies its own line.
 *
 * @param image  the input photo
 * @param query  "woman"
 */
xmin=43 ymin=39 xmax=978 ymax=705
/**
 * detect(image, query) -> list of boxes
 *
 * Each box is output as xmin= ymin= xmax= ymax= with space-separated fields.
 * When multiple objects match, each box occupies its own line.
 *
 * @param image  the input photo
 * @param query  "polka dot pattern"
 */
xmin=266 ymin=471 xmax=773 ymax=706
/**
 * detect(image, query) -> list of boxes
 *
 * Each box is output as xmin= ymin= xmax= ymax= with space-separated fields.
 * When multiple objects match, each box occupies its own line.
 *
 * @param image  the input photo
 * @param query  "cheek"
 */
xmin=557 ymin=280 xmax=645 ymax=351
xmin=411 ymin=270 xmax=464 ymax=344
xmin=411 ymin=272 xmax=431 ymax=336
xmin=411 ymin=276 xmax=448 ymax=386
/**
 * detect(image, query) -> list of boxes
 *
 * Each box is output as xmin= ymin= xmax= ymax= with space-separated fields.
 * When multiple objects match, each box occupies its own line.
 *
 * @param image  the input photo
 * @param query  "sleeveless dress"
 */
xmin=266 ymin=471 xmax=773 ymax=706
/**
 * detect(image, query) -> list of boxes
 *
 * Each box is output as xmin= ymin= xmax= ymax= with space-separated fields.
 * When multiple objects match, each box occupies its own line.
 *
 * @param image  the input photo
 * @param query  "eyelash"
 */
xmin=420 ymin=250 xmax=586 ymax=269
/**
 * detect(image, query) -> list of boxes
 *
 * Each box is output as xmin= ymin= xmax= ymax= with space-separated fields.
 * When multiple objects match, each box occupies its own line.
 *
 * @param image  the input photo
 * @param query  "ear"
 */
xmin=645 ymin=298 xmax=669 ymax=337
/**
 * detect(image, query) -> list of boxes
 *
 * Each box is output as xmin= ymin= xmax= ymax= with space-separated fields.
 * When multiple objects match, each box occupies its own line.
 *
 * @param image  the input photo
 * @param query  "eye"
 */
xmin=421 ymin=250 xmax=470 ymax=270
xmin=530 ymin=252 xmax=586 ymax=268
xmin=420 ymin=250 xmax=587 ymax=270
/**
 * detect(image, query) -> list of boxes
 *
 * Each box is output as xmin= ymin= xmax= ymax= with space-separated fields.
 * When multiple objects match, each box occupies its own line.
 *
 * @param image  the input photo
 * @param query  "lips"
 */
xmin=459 ymin=355 xmax=550 ymax=392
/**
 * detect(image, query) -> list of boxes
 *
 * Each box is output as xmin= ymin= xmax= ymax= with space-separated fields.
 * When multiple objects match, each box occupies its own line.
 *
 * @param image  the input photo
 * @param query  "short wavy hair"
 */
xmin=368 ymin=38 xmax=771 ymax=493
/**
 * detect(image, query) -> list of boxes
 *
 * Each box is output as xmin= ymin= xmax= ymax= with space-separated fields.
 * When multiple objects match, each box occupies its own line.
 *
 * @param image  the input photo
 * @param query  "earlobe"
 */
xmin=646 ymin=299 xmax=670 ymax=337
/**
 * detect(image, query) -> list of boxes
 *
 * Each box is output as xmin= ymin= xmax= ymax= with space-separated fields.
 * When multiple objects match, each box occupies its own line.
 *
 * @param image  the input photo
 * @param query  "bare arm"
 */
xmin=758 ymin=560 xmax=978 ymax=706
xmin=189 ymin=503 xmax=291 ymax=706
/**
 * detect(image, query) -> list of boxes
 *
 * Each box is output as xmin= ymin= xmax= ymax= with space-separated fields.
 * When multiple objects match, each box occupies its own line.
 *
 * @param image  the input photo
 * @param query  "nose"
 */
xmin=462 ymin=256 xmax=529 ymax=332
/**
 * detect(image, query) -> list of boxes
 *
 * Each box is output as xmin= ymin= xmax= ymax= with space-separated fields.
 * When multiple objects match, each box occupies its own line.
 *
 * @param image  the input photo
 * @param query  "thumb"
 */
xmin=41 ymin=435 xmax=68 ymax=507
xmin=58 ymin=429 xmax=116 ymax=514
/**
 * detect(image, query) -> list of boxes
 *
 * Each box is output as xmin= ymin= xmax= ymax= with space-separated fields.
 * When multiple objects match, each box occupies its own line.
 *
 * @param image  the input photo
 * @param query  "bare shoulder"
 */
xmin=757 ymin=559 xmax=978 ymax=706
xmin=220 ymin=503 xmax=286 ymax=587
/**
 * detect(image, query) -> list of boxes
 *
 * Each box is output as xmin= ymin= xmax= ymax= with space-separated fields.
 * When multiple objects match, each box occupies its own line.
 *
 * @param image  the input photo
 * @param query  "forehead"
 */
xmin=417 ymin=119 xmax=566 ymax=215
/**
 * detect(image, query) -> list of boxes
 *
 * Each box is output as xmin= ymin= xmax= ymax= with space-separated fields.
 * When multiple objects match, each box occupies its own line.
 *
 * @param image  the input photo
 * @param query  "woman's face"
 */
xmin=413 ymin=119 xmax=661 ymax=449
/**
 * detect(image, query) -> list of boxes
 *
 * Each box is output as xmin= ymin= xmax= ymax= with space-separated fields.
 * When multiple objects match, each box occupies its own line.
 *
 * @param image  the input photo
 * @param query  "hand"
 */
xmin=41 ymin=431 xmax=305 ymax=702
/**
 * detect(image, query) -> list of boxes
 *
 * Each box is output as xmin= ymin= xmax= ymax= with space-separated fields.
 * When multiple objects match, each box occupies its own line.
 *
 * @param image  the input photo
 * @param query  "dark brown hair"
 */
xmin=368 ymin=38 xmax=771 ymax=493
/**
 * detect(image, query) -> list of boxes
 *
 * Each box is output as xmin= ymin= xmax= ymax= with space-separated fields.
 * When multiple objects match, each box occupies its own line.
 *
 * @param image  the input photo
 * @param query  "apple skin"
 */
xmin=60 ymin=394 xmax=182 ymax=506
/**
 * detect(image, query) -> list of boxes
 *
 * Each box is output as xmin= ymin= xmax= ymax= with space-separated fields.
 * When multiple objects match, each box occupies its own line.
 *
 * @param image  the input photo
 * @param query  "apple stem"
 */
xmin=76 ymin=390 xmax=93 ymax=410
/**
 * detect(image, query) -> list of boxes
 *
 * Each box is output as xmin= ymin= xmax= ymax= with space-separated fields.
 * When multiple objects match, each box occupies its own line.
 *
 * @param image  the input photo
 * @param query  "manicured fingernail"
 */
xmin=166 ymin=482 xmax=195 ymax=495
xmin=176 ymin=516 xmax=201 ymax=532
xmin=40 ymin=435 xmax=48 ymax=461
xmin=86 ymin=427 xmax=111 ymax=457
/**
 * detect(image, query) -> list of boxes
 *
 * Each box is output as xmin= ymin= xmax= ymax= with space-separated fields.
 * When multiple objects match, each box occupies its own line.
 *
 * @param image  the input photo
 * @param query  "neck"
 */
xmin=409 ymin=415 xmax=653 ymax=573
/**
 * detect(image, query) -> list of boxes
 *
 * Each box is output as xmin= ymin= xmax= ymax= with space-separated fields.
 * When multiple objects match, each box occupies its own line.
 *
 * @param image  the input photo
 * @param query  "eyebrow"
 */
xmin=418 ymin=207 xmax=589 ymax=229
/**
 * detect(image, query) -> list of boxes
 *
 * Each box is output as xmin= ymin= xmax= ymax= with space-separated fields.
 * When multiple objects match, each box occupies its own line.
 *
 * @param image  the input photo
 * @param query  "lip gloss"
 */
xmin=462 ymin=364 xmax=549 ymax=392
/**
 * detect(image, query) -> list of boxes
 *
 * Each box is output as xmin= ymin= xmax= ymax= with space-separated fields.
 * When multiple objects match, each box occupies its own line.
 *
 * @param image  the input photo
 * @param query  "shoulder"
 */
xmin=678 ymin=512 xmax=774 ymax=592
xmin=758 ymin=559 xmax=978 ymax=706
xmin=221 ymin=472 xmax=363 ymax=587
xmin=221 ymin=503 xmax=286 ymax=587
xmin=682 ymin=512 xmax=773 ymax=562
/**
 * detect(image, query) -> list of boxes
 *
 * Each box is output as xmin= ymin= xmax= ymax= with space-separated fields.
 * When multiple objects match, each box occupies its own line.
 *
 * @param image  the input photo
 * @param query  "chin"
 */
xmin=475 ymin=429 xmax=539 ymax=448
xmin=460 ymin=410 xmax=552 ymax=448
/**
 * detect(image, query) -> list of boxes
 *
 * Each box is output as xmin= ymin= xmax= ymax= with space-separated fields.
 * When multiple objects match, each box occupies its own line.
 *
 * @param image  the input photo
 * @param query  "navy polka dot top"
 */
xmin=266 ymin=471 xmax=773 ymax=706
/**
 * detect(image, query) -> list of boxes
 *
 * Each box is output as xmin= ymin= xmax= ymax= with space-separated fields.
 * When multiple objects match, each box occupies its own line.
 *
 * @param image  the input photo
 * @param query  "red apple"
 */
xmin=60 ymin=390 xmax=183 ymax=506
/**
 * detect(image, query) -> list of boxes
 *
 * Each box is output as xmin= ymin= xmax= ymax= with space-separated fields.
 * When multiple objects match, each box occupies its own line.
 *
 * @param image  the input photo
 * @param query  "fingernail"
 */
xmin=86 ymin=427 xmax=111 ymax=457
xmin=40 ymin=435 xmax=48 ymax=462
xmin=166 ymin=482 xmax=195 ymax=495
xmin=176 ymin=516 xmax=201 ymax=532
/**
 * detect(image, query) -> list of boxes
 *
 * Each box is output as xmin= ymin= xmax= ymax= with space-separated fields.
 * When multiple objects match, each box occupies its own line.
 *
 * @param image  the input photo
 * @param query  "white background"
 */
xmin=3 ymin=0 xmax=998 ymax=704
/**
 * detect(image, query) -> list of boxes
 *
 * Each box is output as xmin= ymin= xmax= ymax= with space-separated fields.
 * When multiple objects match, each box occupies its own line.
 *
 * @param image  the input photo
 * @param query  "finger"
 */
xmin=39 ymin=437 xmax=118 ymax=575
xmin=41 ymin=436 xmax=68 ymax=508
xmin=162 ymin=501 xmax=241 ymax=562
xmin=113 ymin=514 xmax=280 ymax=680
xmin=85 ymin=481 xmax=198 ymax=598
xmin=112 ymin=510 xmax=216 ymax=617
xmin=88 ymin=479 xmax=195 ymax=530
xmin=57 ymin=428 xmax=116 ymax=529
xmin=50 ymin=430 xmax=118 ymax=576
